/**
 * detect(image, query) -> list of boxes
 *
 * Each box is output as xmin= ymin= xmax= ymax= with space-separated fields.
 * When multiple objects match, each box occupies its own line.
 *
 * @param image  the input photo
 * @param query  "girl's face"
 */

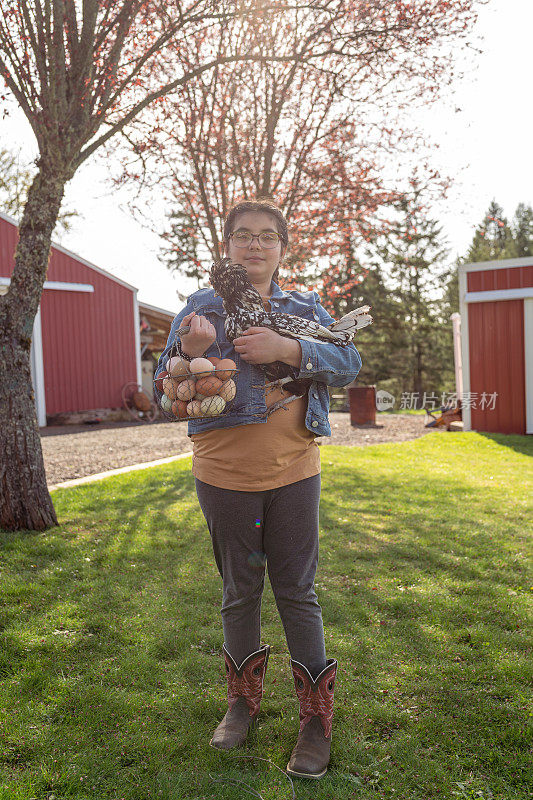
xmin=223 ymin=211 xmax=286 ymax=288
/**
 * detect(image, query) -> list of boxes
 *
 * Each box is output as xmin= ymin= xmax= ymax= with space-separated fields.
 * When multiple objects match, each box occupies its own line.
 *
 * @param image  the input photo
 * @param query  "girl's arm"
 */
xmin=289 ymin=293 xmax=363 ymax=388
xmin=155 ymin=301 xmax=195 ymax=377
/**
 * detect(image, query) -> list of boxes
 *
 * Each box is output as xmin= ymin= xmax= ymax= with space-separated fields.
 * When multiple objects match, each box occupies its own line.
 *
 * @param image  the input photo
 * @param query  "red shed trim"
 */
xmin=1 ymin=278 xmax=94 ymax=293
xmin=458 ymin=256 xmax=533 ymax=435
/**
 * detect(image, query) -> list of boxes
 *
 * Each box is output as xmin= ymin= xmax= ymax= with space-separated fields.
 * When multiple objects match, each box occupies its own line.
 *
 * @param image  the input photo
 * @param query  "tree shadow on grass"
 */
xmin=0 ymin=458 xmax=530 ymax=799
xmin=317 ymin=464 xmax=530 ymax=693
xmin=0 ymin=464 xmax=223 ymax=687
xmin=475 ymin=431 xmax=533 ymax=458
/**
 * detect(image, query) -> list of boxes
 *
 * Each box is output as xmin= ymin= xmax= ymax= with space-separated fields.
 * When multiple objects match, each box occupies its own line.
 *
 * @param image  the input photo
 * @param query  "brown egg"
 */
xmin=154 ymin=370 xmax=169 ymax=393
xmin=207 ymin=356 xmax=222 ymax=367
xmin=218 ymin=378 xmax=236 ymax=402
xmin=166 ymin=356 xmax=190 ymax=378
xmin=186 ymin=399 xmax=203 ymax=418
xmin=216 ymin=358 xmax=237 ymax=381
xmin=176 ymin=378 xmax=196 ymax=401
xmin=195 ymin=375 xmax=223 ymax=397
xmin=171 ymin=399 xmax=189 ymax=418
xmin=162 ymin=377 xmax=179 ymax=400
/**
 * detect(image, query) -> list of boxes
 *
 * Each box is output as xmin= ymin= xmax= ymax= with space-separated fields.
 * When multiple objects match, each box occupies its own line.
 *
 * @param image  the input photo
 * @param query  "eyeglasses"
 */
xmin=229 ymin=231 xmax=282 ymax=249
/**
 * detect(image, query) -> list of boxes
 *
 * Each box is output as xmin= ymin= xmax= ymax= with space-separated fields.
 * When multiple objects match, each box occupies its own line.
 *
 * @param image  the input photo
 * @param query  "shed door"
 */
xmin=468 ymin=299 xmax=525 ymax=434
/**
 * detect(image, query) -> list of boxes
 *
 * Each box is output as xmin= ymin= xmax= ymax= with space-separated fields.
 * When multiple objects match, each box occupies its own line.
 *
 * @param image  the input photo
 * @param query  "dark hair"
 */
xmin=222 ymin=198 xmax=288 ymax=285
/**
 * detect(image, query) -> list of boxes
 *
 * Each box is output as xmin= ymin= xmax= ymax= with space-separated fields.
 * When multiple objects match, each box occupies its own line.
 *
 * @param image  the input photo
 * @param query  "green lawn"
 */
xmin=1 ymin=433 xmax=531 ymax=800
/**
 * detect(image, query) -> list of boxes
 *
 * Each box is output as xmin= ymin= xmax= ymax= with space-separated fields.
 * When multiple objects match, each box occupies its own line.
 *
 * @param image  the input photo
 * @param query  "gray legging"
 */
xmin=194 ymin=474 xmax=327 ymax=680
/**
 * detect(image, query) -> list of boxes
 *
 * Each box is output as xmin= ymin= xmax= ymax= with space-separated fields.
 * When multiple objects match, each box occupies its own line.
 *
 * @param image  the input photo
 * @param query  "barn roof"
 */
xmin=138 ymin=300 xmax=176 ymax=319
xmin=0 ymin=209 xmax=137 ymax=292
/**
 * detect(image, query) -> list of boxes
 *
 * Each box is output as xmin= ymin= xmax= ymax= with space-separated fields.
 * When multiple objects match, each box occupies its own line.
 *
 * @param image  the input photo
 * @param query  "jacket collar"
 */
xmin=193 ymin=280 xmax=291 ymax=311
xmin=269 ymin=280 xmax=292 ymax=300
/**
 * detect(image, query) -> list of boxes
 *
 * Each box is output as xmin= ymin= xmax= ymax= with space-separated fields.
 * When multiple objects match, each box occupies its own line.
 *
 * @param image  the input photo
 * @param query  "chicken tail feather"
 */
xmin=329 ymin=305 xmax=373 ymax=333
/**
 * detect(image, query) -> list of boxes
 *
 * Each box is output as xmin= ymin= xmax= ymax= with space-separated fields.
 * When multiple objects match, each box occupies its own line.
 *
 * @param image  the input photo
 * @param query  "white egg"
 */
xmin=200 ymin=396 xmax=226 ymax=416
xmin=160 ymin=394 xmax=173 ymax=412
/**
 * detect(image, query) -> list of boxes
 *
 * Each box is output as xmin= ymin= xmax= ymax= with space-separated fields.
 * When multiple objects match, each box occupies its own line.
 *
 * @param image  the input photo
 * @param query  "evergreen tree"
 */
xmin=368 ymin=187 xmax=454 ymax=407
xmin=159 ymin=208 xmax=208 ymax=301
xmin=438 ymin=260 xmax=460 ymax=327
xmin=440 ymin=200 xmax=533 ymax=321
xmin=464 ymin=200 xmax=515 ymax=263
xmin=318 ymin=239 xmax=405 ymax=397
xmin=511 ymin=203 xmax=533 ymax=257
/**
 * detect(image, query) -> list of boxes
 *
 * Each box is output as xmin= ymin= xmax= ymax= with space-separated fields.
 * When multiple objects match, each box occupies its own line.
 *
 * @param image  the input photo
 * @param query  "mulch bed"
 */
xmin=42 ymin=412 xmax=436 ymax=486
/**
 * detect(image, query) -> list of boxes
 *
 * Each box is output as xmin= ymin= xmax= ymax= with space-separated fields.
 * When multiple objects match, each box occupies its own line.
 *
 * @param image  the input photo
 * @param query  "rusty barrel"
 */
xmin=348 ymin=385 xmax=376 ymax=426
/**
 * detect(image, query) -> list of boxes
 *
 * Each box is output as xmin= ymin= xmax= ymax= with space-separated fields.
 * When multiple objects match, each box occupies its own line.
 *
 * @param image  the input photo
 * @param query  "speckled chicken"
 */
xmin=179 ymin=257 xmax=373 ymax=413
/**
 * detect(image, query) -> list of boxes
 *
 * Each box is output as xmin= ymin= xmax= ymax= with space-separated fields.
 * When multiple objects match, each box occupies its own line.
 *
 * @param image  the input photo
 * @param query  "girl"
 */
xmin=157 ymin=199 xmax=362 ymax=779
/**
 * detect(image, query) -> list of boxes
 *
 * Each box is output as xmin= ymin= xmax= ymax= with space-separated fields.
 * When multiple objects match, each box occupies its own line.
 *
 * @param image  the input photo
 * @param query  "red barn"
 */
xmin=0 ymin=210 xmax=174 ymax=426
xmin=458 ymin=256 xmax=533 ymax=435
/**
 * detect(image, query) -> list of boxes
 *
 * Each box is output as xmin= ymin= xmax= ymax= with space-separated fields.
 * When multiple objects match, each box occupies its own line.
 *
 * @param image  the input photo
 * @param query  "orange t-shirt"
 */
xmin=190 ymin=298 xmax=320 ymax=491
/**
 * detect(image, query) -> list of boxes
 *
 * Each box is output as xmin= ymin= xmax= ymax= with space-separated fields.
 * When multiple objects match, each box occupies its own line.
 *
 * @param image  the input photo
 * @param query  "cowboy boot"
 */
xmin=286 ymin=658 xmax=338 ymax=779
xmin=209 ymin=643 xmax=270 ymax=750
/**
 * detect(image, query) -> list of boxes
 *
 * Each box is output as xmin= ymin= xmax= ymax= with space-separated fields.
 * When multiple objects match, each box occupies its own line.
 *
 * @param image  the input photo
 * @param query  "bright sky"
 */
xmin=1 ymin=0 xmax=530 ymax=315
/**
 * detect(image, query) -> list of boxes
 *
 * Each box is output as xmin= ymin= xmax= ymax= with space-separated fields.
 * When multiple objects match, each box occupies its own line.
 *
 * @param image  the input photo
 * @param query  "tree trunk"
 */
xmin=413 ymin=341 xmax=424 ymax=409
xmin=0 ymin=164 xmax=68 ymax=531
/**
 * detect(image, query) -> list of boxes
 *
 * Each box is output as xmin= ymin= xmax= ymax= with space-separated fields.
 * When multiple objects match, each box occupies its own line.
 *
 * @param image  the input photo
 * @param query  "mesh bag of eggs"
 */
xmin=154 ymin=355 xmax=239 ymax=421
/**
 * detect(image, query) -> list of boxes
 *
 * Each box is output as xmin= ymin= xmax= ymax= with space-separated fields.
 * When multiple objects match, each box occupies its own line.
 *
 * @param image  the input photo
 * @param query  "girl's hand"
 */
xmin=233 ymin=327 xmax=287 ymax=364
xmin=179 ymin=311 xmax=217 ymax=358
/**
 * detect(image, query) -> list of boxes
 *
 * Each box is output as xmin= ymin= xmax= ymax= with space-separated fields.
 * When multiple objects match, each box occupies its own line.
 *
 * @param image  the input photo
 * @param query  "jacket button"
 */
xmin=313 ymin=313 xmax=319 ymax=321
xmin=311 ymin=420 xmax=319 ymax=427
xmin=306 ymin=362 xmax=313 ymax=370
xmin=312 ymin=392 xmax=318 ymax=399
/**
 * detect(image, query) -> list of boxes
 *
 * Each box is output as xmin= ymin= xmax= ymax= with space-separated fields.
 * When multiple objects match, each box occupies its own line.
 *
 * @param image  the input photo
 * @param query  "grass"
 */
xmin=0 ymin=432 xmax=531 ymax=800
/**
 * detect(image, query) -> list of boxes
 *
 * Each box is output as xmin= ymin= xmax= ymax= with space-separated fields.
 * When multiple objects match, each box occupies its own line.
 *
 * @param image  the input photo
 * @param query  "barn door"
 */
xmin=525 ymin=298 xmax=533 ymax=434
xmin=468 ymin=299 xmax=525 ymax=434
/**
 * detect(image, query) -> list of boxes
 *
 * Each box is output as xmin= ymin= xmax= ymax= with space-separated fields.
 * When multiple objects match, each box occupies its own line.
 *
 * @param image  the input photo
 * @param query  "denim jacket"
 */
xmin=156 ymin=281 xmax=362 ymax=437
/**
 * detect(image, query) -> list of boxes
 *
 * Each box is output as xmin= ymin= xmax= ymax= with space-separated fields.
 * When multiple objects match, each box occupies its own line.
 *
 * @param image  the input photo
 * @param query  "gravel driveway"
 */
xmin=42 ymin=412 xmax=433 ymax=486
